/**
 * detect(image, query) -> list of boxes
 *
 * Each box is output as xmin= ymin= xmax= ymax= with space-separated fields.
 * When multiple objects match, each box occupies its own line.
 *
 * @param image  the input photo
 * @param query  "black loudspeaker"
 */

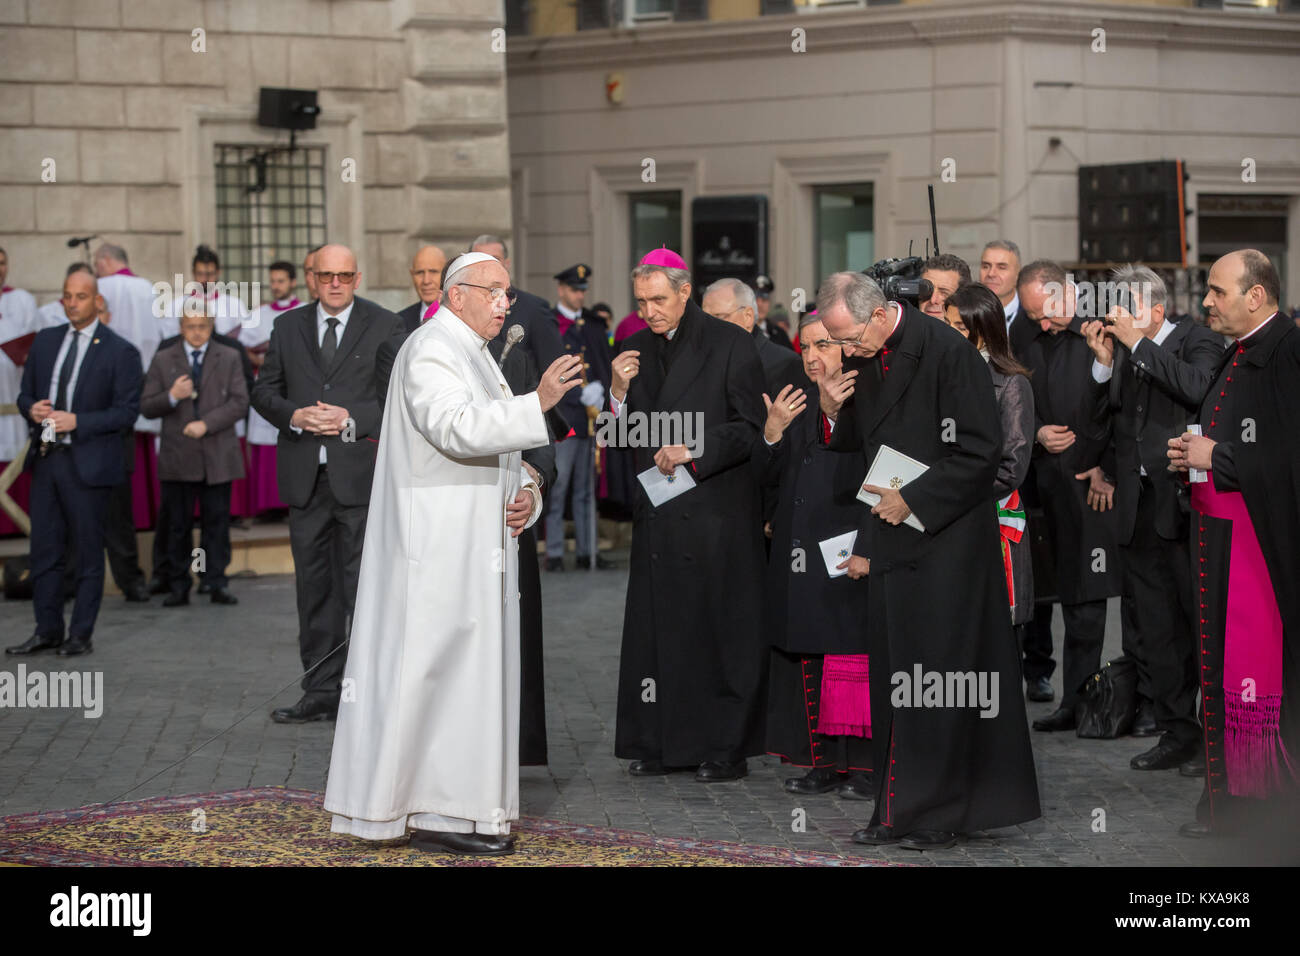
xmin=691 ymin=195 xmax=769 ymax=297
xmin=3 ymin=555 xmax=34 ymax=601
xmin=257 ymin=88 xmax=320 ymax=131
xmin=1078 ymin=160 xmax=1188 ymax=266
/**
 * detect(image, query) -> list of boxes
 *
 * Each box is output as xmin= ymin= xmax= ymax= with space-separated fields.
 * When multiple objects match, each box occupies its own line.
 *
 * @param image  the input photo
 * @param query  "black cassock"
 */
xmin=1191 ymin=314 xmax=1300 ymax=833
xmin=831 ymin=304 xmax=1040 ymax=834
xmin=612 ymin=301 xmax=768 ymax=765
xmin=490 ymin=334 xmax=559 ymax=766
xmin=756 ymin=389 xmax=872 ymax=771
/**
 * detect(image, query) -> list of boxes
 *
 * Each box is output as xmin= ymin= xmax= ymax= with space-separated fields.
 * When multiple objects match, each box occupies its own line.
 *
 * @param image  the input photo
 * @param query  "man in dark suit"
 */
xmin=141 ymin=308 xmax=249 ymax=607
xmin=395 ymin=245 xmax=447 ymax=333
xmin=1019 ymin=260 xmax=1121 ymax=733
xmin=148 ymin=323 xmax=255 ymax=595
xmin=608 ymin=249 xmax=768 ymax=782
xmin=544 ymin=263 xmax=614 ymax=571
xmin=6 ymin=270 xmax=141 ymax=657
xmin=470 ymin=235 xmax=564 ymax=373
xmin=252 ymin=244 xmax=403 ymax=723
xmin=1083 ymin=265 xmax=1224 ymax=771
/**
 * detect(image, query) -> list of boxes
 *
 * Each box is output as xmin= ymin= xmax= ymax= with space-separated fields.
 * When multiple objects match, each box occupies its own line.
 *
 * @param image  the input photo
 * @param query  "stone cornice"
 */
xmin=506 ymin=1 xmax=1300 ymax=73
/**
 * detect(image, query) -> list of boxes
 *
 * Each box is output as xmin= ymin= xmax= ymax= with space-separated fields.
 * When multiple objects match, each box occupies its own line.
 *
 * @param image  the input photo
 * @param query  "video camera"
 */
xmin=861 ymin=257 xmax=933 ymax=310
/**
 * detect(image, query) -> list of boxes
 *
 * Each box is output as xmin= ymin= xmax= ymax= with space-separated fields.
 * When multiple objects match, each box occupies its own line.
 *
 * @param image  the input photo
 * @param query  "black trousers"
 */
xmin=1018 ymin=615 xmax=1056 ymax=683
xmin=103 ymin=430 xmax=146 ymax=593
xmin=517 ymin=526 xmax=548 ymax=766
xmin=28 ymin=447 xmax=111 ymax=640
xmin=288 ymin=465 xmax=367 ymax=703
xmin=1058 ymin=598 xmax=1108 ymax=707
xmin=161 ymin=479 xmax=233 ymax=596
xmin=1120 ymin=478 xmax=1199 ymax=748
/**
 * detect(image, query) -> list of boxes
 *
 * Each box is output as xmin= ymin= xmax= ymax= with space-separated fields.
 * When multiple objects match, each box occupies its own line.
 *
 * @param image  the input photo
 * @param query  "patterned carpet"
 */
xmin=0 ymin=788 xmax=889 ymax=866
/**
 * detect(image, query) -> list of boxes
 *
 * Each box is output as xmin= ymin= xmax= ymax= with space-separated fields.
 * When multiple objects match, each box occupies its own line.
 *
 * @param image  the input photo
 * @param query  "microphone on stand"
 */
xmin=67 ymin=235 xmax=98 ymax=262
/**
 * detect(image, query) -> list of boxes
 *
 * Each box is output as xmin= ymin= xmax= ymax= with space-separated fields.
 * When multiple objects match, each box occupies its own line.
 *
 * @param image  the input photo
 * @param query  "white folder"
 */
xmin=637 ymin=464 xmax=697 ymax=508
xmin=819 ymin=530 xmax=859 ymax=578
xmin=857 ymin=444 xmax=928 ymax=532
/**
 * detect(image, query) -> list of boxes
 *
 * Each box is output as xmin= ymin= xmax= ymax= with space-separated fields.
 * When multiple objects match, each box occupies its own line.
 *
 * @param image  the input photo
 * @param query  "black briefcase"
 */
xmin=1075 ymin=656 xmax=1139 ymax=739
xmin=3 ymin=555 xmax=34 ymax=601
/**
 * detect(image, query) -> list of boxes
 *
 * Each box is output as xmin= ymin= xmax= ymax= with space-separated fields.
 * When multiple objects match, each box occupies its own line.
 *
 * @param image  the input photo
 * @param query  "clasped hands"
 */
xmin=292 ymin=401 xmax=351 ymax=435
xmin=28 ymin=399 xmax=75 ymax=434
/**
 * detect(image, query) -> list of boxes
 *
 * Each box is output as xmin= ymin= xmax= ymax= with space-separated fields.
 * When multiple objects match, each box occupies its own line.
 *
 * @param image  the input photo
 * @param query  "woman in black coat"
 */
xmin=942 ymin=284 xmax=1036 ymax=631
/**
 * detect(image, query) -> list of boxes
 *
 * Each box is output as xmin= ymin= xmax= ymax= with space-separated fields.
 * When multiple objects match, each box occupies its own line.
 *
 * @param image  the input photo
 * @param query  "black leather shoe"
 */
xmin=1131 ymin=738 xmax=1197 ymax=771
xmin=837 ymin=772 xmax=875 ymax=801
xmin=1179 ymin=752 xmax=1207 ymax=777
xmin=56 ymin=635 xmax=93 ymax=656
xmin=270 ymin=697 xmax=338 ymax=723
xmin=1033 ymin=705 xmax=1076 ymax=732
xmin=628 ymin=759 xmax=669 ymax=776
xmin=162 ymin=593 xmax=189 ymax=607
xmin=852 ymin=823 xmax=896 ymax=846
xmin=899 ymin=829 xmax=960 ymax=850
xmin=544 ymin=557 xmax=564 ymax=572
xmin=148 ymin=577 xmax=169 ymax=595
xmin=1178 ymin=821 xmax=1218 ymax=839
xmin=696 ymin=759 xmax=748 ymax=782
xmin=409 ymin=829 xmax=516 ymax=856
xmin=575 ymin=554 xmax=617 ymax=570
xmin=784 ymin=766 xmax=841 ymax=795
xmin=5 ymin=633 xmax=65 ymax=655
xmin=1026 ymin=676 xmax=1054 ymax=702
xmin=210 ymin=587 xmax=238 ymax=605
xmin=197 ymin=581 xmax=212 ymax=595
xmin=123 ymin=583 xmax=150 ymax=602
xmin=1132 ymin=700 xmax=1158 ymax=737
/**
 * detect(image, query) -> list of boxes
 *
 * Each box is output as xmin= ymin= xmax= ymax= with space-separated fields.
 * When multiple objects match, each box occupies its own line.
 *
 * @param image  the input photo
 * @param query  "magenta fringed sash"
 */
xmin=818 ymin=654 xmax=871 ymax=738
xmin=1191 ymin=476 xmax=1296 ymax=797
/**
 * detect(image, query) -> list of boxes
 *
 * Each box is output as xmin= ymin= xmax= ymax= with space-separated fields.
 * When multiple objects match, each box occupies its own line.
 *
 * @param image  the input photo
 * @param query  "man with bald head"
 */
xmin=397 ymin=245 xmax=447 ymax=333
xmin=7 ymin=270 xmax=141 ymax=658
xmin=702 ymin=277 xmax=805 ymax=399
xmin=252 ymin=243 xmax=404 ymax=723
xmin=1168 ymin=249 xmax=1300 ymax=842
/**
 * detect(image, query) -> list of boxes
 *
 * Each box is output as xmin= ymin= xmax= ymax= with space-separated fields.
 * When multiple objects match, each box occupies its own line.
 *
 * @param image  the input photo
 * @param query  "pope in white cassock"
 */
xmin=324 ymin=252 xmax=583 ymax=856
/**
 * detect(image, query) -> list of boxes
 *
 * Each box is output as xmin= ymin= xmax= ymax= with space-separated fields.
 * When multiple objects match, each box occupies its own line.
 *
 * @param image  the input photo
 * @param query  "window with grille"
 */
xmin=214 ymin=144 xmax=328 ymax=296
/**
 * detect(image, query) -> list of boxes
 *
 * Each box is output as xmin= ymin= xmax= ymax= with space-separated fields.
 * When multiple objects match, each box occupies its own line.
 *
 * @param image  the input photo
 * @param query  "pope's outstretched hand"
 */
xmin=537 ymin=354 xmax=585 ymax=411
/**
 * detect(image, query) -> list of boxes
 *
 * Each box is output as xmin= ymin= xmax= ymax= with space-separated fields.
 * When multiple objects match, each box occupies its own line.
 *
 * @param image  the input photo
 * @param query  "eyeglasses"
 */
xmin=822 ymin=325 xmax=870 ymax=349
xmin=457 ymin=283 xmax=517 ymax=307
xmin=314 ymin=271 xmax=356 ymax=285
xmin=709 ymin=306 xmax=745 ymax=320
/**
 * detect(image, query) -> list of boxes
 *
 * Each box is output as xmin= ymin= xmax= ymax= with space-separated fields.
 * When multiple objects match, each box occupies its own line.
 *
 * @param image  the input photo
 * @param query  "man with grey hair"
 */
xmin=820 ymin=271 xmax=1040 ymax=849
xmin=702 ymin=278 xmax=806 ymax=399
xmin=1084 ymin=264 xmax=1224 ymax=774
xmin=980 ymin=239 xmax=1035 ymax=357
xmin=608 ymin=248 xmax=768 ymax=782
xmin=470 ymin=235 xmax=563 ymax=374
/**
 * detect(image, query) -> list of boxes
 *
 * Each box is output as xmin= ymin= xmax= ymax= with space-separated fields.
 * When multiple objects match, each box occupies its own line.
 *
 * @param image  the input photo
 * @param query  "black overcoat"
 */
xmin=831 ymin=305 xmax=1040 ymax=834
xmin=611 ymin=301 xmax=768 ymax=764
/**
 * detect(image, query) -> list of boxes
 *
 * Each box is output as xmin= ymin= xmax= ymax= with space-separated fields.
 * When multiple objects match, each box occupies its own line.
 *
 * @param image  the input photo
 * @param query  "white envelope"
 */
xmin=819 ymin=530 xmax=858 ymax=578
xmin=857 ymin=444 xmax=928 ymax=532
xmin=637 ymin=464 xmax=697 ymax=508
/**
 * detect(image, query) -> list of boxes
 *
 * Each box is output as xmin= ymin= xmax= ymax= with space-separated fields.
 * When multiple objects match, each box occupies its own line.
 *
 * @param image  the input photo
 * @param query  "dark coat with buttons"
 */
xmin=755 ymin=387 xmax=870 ymax=655
xmin=1091 ymin=319 xmax=1224 ymax=545
xmin=140 ymin=338 xmax=248 ymax=484
xmin=609 ymin=300 xmax=769 ymax=764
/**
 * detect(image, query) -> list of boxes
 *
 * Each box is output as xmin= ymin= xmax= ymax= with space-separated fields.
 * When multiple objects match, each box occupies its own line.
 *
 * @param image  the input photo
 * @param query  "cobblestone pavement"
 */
xmin=0 ymin=551 xmax=1249 ymax=865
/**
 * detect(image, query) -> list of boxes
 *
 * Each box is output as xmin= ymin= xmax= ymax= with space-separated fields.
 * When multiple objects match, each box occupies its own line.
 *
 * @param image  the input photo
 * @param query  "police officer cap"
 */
xmin=554 ymin=263 xmax=592 ymax=290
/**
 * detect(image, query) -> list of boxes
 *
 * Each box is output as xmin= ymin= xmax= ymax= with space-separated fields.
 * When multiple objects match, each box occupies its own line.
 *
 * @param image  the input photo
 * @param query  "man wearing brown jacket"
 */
xmin=141 ymin=308 xmax=249 ymax=606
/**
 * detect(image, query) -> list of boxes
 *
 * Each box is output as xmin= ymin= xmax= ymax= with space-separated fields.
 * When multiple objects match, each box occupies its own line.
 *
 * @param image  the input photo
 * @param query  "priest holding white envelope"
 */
xmin=606 ymin=249 xmax=767 ymax=783
xmin=324 ymin=252 xmax=582 ymax=857
xmin=820 ymin=272 xmax=1040 ymax=851
xmin=754 ymin=311 xmax=874 ymax=800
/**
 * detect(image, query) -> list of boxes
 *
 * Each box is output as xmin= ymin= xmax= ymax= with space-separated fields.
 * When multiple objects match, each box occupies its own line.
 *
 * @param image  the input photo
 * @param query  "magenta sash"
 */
xmin=1191 ymin=476 xmax=1295 ymax=797
xmin=818 ymin=655 xmax=871 ymax=738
